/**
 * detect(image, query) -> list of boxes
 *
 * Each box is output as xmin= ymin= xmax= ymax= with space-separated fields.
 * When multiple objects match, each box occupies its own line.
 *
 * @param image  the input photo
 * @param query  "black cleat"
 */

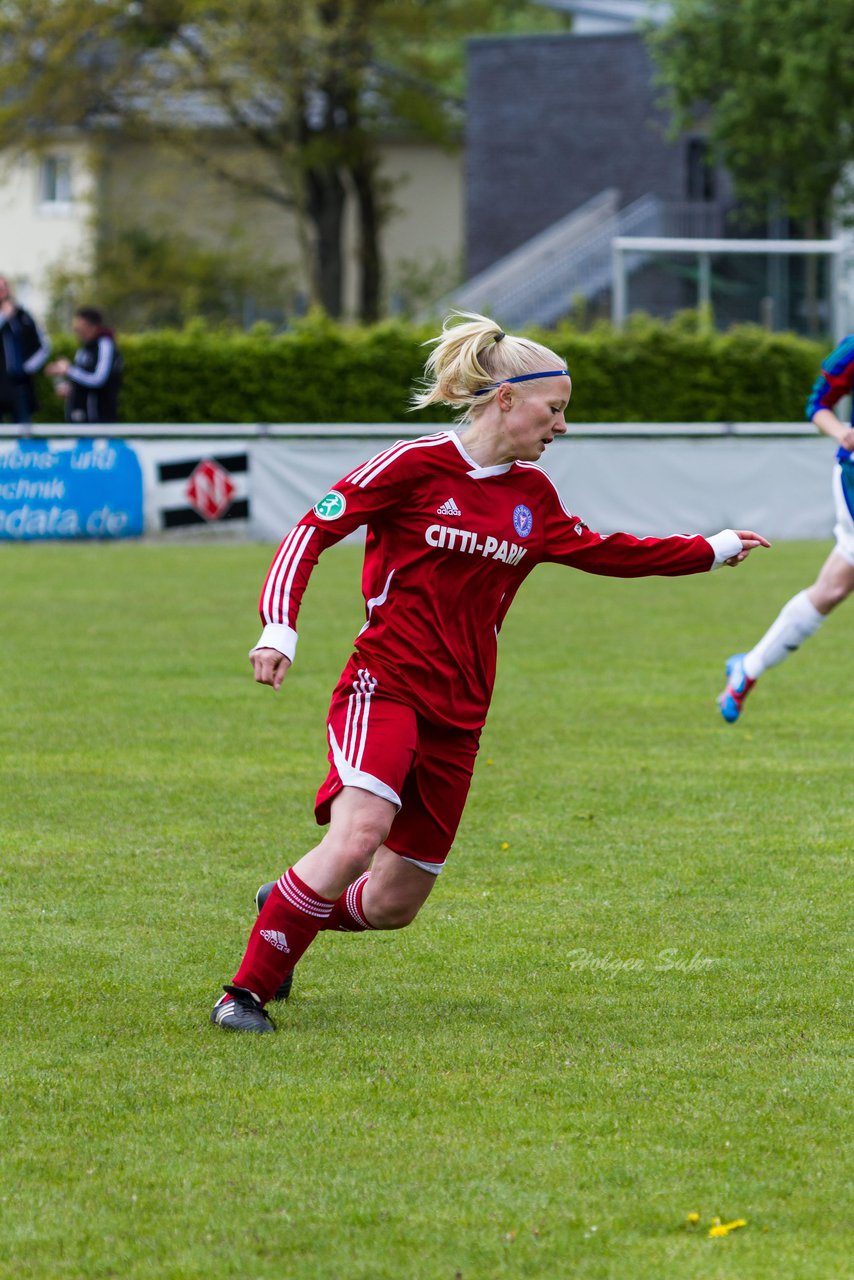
xmin=255 ymin=881 xmax=294 ymax=1001
xmin=210 ymin=985 xmax=276 ymax=1033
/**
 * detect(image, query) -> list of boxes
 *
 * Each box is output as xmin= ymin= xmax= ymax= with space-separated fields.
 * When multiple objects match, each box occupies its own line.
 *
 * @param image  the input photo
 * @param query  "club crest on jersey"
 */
xmin=512 ymin=504 xmax=533 ymax=538
xmin=314 ymin=490 xmax=347 ymax=520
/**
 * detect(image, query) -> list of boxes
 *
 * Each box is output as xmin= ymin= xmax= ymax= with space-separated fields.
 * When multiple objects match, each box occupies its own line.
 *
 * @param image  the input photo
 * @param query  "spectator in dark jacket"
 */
xmin=46 ymin=306 xmax=123 ymax=424
xmin=0 ymin=276 xmax=51 ymax=426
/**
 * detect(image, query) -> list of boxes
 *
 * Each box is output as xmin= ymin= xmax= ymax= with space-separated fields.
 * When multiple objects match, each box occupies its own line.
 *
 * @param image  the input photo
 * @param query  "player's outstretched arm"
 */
xmin=723 ymin=530 xmax=771 ymax=567
xmin=812 ymin=407 xmax=854 ymax=451
xmin=250 ymin=647 xmax=292 ymax=691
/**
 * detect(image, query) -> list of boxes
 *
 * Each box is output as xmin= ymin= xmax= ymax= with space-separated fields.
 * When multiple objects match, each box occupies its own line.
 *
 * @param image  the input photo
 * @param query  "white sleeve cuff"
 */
xmin=250 ymin=623 xmax=298 ymax=662
xmin=707 ymin=529 xmax=743 ymax=568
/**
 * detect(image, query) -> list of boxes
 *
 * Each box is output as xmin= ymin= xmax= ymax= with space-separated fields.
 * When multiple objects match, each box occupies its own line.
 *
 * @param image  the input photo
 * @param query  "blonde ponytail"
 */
xmin=411 ymin=311 xmax=566 ymax=421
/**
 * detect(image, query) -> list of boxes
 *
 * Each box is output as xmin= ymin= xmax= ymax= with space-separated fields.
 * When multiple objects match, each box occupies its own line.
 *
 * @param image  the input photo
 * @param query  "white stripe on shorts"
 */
xmin=399 ymin=855 xmax=444 ymax=876
xmin=327 ymin=725 xmax=401 ymax=810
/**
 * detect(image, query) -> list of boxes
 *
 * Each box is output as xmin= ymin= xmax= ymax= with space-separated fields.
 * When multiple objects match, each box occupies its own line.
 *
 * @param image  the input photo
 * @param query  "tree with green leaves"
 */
xmin=0 ymin=0 xmax=567 ymax=323
xmin=649 ymin=0 xmax=854 ymax=228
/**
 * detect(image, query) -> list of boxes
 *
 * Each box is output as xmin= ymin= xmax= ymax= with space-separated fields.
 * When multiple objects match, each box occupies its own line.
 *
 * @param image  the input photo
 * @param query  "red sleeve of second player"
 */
xmin=537 ymin=472 xmax=714 ymax=578
xmin=259 ymin=438 xmax=418 ymax=631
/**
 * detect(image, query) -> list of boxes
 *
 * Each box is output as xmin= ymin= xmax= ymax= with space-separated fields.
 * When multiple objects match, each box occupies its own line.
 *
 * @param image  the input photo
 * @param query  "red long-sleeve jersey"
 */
xmin=257 ymin=431 xmax=725 ymax=729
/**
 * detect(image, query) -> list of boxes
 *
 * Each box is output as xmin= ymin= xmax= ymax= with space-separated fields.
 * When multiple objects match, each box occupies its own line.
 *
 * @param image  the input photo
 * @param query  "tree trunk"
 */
xmin=297 ymin=0 xmax=382 ymax=320
xmin=350 ymin=151 xmax=382 ymax=323
xmin=305 ymin=164 xmax=347 ymax=318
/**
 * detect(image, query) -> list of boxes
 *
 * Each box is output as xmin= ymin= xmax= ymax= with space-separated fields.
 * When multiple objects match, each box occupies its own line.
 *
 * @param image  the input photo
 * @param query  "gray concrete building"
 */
xmin=455 ymin=21 xmax=845 ymax=336
xmin=465 ymin=32 xmax=713 ymax=275
xmin=457 ymin=25 xmax=842 ymax=335
xmin=462 ymin=30 xmax=736 ymax=328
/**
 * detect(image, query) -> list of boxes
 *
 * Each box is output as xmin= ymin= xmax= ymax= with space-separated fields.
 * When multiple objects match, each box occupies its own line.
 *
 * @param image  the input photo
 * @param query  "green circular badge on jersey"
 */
xmin=313 ymin=490 xmax=347 ymax=520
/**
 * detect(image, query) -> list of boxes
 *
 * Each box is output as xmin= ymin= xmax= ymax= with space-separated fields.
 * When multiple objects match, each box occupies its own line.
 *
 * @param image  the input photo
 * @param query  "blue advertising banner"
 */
xmin=0 ymin=439 xmax=144 ymax=540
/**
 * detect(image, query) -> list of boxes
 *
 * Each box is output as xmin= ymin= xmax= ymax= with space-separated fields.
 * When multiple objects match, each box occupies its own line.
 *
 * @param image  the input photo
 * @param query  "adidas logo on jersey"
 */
xmin=436 ymin=497 xmax=461 ymax=516
xmin=260 ymin=929 xmax=291 ymax=953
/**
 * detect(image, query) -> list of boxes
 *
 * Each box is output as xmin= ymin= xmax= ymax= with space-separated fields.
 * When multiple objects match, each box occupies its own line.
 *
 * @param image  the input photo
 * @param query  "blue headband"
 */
xmin=474 ymin=369 xmax=569 ymax=396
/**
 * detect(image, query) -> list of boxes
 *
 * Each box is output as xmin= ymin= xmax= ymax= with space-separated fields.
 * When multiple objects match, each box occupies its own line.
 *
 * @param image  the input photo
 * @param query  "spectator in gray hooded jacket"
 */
xmin=46 ymin=306 xmax=122 ymax=424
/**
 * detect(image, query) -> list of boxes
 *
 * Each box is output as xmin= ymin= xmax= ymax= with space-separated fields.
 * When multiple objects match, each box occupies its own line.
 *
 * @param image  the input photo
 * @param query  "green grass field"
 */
xmin=1 ymin=540 xmax=850 ymax=1279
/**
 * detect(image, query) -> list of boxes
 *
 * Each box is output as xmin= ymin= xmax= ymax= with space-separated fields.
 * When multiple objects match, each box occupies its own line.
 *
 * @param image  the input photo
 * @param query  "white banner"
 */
xmin=250 ymin=433 xmax=838 ymax=544
xmin=251 ymin=437 xmax=401 ymax=544
xmin=538 ymin=436 xmax=836 ymax=540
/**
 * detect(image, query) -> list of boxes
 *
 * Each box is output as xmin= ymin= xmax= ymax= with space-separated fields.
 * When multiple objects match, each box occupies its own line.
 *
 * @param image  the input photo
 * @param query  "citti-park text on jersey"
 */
xmin=425 ymin=523 xmax=527 ymax=566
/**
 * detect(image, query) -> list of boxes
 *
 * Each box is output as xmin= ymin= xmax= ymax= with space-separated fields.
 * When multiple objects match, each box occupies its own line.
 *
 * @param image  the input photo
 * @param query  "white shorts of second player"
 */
xmin=832 ymin=463 xmax=854 ymax=566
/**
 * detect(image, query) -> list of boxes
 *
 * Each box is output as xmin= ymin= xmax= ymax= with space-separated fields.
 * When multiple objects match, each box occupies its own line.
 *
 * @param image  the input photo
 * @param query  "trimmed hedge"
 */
xmin=34 ymin=313 xmax=826 ymax=425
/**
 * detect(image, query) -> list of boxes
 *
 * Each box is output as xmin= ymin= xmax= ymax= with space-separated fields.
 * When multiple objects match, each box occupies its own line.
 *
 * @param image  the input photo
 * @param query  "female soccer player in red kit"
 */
xmin=211 ymin=313 xmax=769 ymax=1032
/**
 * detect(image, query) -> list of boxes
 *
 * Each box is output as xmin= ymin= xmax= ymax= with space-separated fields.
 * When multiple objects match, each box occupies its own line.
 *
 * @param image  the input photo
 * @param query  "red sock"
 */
xmin=231 ymin=868 xmax=334 ymax=1003
xmin=323 ymin=871 xmax=373 ymax=932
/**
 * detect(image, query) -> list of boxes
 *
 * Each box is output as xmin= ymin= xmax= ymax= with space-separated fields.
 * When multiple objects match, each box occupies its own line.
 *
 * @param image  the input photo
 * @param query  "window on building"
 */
xmin=39 ymin=155 xmax=73 ymax=205
xmin=686 ymin=138 xmax=716 ymax=202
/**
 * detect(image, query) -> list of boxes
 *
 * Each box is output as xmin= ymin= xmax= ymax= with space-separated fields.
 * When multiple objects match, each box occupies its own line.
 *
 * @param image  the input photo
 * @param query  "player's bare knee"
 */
xmin=323 ymin=843 xmax=372 ymax=883
xmin=327 ymin=824 xmax=389 ymax=878
xmin=369 ymin=899 xmax=422 ymax=930
xmin=353 ymin=819 xmax=392 ymax=861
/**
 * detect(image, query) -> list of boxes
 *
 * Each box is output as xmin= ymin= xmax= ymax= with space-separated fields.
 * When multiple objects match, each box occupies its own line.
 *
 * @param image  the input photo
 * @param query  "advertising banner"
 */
xmin=132 ymin=440 xmax=250 ymax=536
xmin=0 ymin=427 xmax=838 ymax=544
xmin=0 ymin=438 xmax=143 ymax=541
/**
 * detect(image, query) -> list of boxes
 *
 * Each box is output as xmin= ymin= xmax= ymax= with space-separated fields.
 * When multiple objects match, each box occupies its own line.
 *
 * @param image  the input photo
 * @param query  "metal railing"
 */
xmin=0 ymin=421 xmax=820 ymax=441
xmin=657 ymin=201 xmax=725 ymax=239
xmin=449 ymin=189 xmax=620 ymax=324
xmin=445 ymin=193 xmax=729 ymax=327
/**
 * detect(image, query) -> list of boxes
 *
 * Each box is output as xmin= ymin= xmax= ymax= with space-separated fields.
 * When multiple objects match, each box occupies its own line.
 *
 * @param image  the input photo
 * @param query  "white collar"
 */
xmin=445 ymin=430 xmax=513 ymax=478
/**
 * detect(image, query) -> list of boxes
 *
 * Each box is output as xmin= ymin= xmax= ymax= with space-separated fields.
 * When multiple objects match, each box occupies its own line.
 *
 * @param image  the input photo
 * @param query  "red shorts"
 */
xmin=315 ymin=660 xmax=481 ymax=871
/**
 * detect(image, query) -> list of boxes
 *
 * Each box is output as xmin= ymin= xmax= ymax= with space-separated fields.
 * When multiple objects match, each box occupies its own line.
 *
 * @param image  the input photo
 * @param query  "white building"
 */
xmin=0 ymin=131 xmax=462 ymax=323
xmin=0 ymin=143 xmax=95 ymax=317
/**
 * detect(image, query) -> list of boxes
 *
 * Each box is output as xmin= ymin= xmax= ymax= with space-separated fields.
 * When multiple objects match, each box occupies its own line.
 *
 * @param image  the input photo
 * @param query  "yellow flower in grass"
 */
xmin=685 ymin=1212 xmax=700 ymax=1226
xmin=709 ymin=1219 xmax=747 ymax=1238
xmin=500 ymin=841 xmax=510 ymax=849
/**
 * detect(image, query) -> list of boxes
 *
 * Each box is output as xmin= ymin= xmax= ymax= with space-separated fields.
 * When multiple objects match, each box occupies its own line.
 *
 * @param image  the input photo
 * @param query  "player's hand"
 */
xmin=725 ymin=530 xmax=771 ymax=566
xmin=838 ymin=427 xmax=854 ymax=451
xmin=250 ymin=647 xmax=292 ymax=690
